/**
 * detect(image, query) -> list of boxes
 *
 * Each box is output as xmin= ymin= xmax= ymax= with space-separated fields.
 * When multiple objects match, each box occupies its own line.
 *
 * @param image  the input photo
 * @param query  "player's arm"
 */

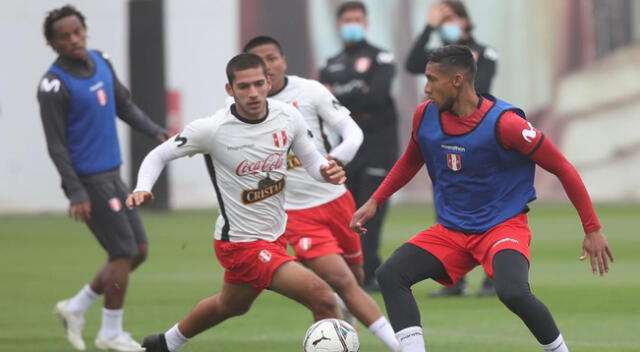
xmin=498 ymin=113 xmax=614 ymax=275
xmin=290 ymin=109 xmax=345 ymax=185
xmin=37 ymin=74 xmax=92 ymax=221
xmin=351 ymin=102 xmax=428 ymax=234
xmin=100 ymin=51 xmax=168 ymax=142
xmin=127 ymin=119 xmax=208 ymax=208
xmin=311 ymin=81 xmax=363 ymax=165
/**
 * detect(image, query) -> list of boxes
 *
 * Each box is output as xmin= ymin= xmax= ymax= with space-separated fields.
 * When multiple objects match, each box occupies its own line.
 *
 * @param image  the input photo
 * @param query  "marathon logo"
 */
xmin=287 ymin=154 xmax=302 ymax=170
xmin=241 ymin=177 xmax=285 ymax=205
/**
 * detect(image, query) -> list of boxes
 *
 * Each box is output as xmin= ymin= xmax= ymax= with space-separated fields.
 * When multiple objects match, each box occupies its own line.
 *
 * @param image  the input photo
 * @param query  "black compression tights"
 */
xmin=376 ymin=244 xmax=561 ymax=344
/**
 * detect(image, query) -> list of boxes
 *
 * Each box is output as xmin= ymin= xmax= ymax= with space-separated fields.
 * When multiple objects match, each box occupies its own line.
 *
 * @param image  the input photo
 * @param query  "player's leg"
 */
xmin=375 ymin=243 xmax=449 ymax=352
xmin=478 ymin=214 xmax=568 ymax=352
xmin=304 ymin=254 xmax=399 ymax=351
xmin=269 ymin=261 xmax=339 ymax=320
xmin=143 ymin=283 xmax=260 ymax=352
xmin=86 ymin=178 xmax=146 ymax=351
xmin=492 ymin=250 xmax=568 ymax=352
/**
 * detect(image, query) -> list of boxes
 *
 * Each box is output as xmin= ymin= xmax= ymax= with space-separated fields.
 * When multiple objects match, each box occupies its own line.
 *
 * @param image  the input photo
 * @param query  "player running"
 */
xmin=351 ymin=45 xmax=614 ymax=352
xmin=129 ymin=54 xmax=344 ymax=352
xmin=244 ymin=36 xmax=400 ymax=351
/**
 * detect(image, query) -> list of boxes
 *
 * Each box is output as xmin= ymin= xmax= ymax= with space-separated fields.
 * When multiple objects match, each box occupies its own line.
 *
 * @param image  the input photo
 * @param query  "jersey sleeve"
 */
xmin=496 ymin=111 xmax=544 ymax=155
xmin=134 ymin=118 xmax=212 ymax=192
xmin=497 ymin=116 xmax=602 ymax=233
xmin=289 ymin=108 xmax=318 ymax=157
xmin=309 ymin=80 xmax=363 ymax=164
xmin=371 ymin=102 xmax=429 ymax=204
xmin=37 ymin=73 xmax=90 ymax=204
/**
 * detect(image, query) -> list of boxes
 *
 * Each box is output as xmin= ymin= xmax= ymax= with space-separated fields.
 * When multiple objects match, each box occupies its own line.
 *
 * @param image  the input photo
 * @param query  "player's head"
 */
xmin=424 ymin=45 xmax=477 ymax=111
xmin=438 ymin=1 xmax=473 ymax=43
xmin=43 ymin=5 xmax=88 ymax=60
xmin=225 ymin=53 xmax=271 ymax=119
xmin=243 ymin=36 xmax=288 ymax=95
xmin=336 ymin=1 xmax=368 ymax=44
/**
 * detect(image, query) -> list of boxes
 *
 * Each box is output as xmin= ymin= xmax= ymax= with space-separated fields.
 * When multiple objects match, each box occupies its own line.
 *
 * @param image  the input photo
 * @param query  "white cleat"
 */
xmin=53 ymin=299 xmax=87 ymax=351
xmin=95 ymin=332 xmax=145 ymax=352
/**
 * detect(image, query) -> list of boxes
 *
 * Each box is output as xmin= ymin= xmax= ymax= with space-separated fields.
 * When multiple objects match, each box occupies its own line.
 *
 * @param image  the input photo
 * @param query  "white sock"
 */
xmin=67 ymin=284 xmax=100 ymax=315
xmin=368 ymin=316 xmax=401 ymax=351
xmin=395 ymin=326 xmax=425 ymax=352
xmin=98 ymin=308 xmax=123 ymax=340
xmin=541 ymin=333 xmax=569 ymax=352
xmin=165 ymin=323 xmax=189 ymax=352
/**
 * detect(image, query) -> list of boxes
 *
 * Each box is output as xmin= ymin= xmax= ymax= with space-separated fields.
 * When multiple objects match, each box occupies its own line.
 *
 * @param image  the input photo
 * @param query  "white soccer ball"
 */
xmin=302 ymin=318 xmax=360 ymax=352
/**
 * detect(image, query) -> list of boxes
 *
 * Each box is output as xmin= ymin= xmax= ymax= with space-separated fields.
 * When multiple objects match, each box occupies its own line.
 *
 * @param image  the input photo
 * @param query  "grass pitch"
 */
xmin=1 ymin=203 xmax=638 ymax=351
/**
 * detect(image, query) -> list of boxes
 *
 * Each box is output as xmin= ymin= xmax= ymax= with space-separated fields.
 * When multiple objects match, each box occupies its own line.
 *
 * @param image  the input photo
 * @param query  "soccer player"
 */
xmin=37 ymin=5 xmax=167 ymax=351
xmin=405 ymin=0 xmax=499 ymax=298
xmin=351 ymin=45 xmax=614 ymax=352
xmin=129 ymin=53 xmax=344 ymax=352
xmin=319 ymin=1 xmax=399 ymax=292
xmin=243 ymin=35 xmax=400 ymax=351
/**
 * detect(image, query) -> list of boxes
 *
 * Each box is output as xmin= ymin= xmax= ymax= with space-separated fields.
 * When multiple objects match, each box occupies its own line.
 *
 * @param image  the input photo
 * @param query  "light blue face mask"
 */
xmin=340 ymin=23 xmax=366 ymax=43
xmin=439 ymin=22 xmax=463 ymax=43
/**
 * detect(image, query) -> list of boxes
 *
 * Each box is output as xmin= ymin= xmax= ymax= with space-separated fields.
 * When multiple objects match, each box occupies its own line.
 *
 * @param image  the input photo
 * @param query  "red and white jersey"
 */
xmin=167 ymin=99 xmax=317 ymax=242
xmin=271 ymin=75 xmax=352 ymax=210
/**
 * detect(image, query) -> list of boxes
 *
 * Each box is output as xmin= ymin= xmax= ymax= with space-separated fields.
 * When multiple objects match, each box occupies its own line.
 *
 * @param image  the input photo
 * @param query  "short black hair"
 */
xmin=337 ymin=1 xmax=367 ymax=19
xmin=226 ymin=53 xmax=268 ymax=84
xmin=441 ymin=0 xmax=474 ymax=32
xmin=428 ymin=44 xmax=476 ymax=78
xmin=43 ymin=4 xmax=86 ymax=41
xmin=243 ymin=35 xmax=283 ymax=55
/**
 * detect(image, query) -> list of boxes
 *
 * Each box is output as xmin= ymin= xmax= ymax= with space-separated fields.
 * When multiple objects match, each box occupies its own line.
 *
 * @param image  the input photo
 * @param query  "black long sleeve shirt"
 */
xmin=405 ymin=26 xmax=498 ymax=94
xmin=37 ymin=50 xmax=167 ymax=204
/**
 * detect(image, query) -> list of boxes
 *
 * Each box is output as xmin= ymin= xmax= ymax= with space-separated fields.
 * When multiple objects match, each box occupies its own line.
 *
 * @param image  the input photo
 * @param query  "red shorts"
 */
xmin=407 ymin=213 xmax=532 ymax=286
xmin=284 ymin=191 xmax=363 ymax=264
xmin=214 ymin=236 xmax=295 ymax=293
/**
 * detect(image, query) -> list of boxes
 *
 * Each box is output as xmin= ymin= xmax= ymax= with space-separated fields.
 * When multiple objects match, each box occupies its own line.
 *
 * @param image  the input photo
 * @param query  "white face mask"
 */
xmin=439 ymin=22 xmax=463 ymax=43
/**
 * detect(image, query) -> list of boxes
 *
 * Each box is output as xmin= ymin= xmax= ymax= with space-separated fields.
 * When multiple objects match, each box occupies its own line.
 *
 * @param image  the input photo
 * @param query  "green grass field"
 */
xmin=1 ymin=203 xmax=639 ymax=351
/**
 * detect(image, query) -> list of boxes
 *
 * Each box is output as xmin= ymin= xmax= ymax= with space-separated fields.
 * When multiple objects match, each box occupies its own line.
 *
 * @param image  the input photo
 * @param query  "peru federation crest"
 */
xmin=446 ymin=153 xmax=462 ymax=171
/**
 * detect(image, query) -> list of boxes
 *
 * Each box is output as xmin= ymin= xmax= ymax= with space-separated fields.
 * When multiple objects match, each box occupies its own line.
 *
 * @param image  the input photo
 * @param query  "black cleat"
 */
xmin=141 ymin=334 xmax=170 ymax=352
xmin=363 ymin=279 xmax=381 ymax=293
xmin=428 ymin=281 xmax=470 ymax=298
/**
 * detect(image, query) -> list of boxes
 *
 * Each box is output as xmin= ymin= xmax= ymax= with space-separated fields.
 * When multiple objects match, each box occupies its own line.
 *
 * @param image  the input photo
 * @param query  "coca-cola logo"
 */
xmin=236 ymin=152 xmax=285 ymax=176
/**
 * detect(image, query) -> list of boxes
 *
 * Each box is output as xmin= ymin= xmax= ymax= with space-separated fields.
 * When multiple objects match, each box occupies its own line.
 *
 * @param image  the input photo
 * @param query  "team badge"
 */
xmin=108 ymin=197 xmax=122 ymax=212
xmin=96 ymin=89 xmax=108 ymax=106
xmin=446 ymin=153 xmax=462 ymax=171
xmin=272 ymin=130 xmax=288 ymax=147
xmin=291 ymin=101 xmax=300 ymax=109
xmin=354 ymin=57 xmax=371 ymax=73
xmin=258 ymin=249 xmax=272 ymax=263
xmin=299 ymin=237 xmax=313 ymax=251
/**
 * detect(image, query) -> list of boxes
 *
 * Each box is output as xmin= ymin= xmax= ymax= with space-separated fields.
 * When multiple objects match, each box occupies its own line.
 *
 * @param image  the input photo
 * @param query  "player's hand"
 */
xmin=320 ymin=160 xmax=346 ymax=185
xmin=155 ymin=134 xmax=168 ymax=143
xmin=580 ymin=229 xmax=614 ymax=276
xmin=126 ymin=191 xmax=154 ymax=209
xmin=326 ymin=155 xmax=344 ymax=168
xmin=427 ymin=3 xmax=453 ymax=27
xmin=69 ymin=201 xmax=91 ymax=222
xmin=350 ymin=198 xmax=378 ymax=235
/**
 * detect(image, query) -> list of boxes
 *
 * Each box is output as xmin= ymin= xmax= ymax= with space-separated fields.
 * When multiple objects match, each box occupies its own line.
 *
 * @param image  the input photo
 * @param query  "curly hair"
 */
xmin=43 ymin=4 xmax=86 ymax=41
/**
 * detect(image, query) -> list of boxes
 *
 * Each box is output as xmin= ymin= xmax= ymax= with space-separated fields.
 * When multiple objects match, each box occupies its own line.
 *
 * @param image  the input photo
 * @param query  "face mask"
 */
xmin=439 ymin=22 xmax=463 ymax=43
xmin=340 ymin=23 xmax=366 ymax=43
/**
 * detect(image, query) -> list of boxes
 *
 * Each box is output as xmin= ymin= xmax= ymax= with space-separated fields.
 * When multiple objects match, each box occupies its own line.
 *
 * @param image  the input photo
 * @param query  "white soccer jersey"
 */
xmin=155 ymin=99 xmax=317 ymax=242
xmin=271 ymin=75 xmax=357 ymax=210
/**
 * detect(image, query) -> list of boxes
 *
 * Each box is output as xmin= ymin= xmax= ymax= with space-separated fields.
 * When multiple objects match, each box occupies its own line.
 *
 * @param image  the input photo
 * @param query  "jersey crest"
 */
xmin=447 ymin=153 xmax=462 ymax=171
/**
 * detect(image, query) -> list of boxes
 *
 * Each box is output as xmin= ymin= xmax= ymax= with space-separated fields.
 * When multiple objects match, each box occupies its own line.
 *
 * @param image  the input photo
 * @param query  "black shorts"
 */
xmin=81 ymin=169 xmax=148 ymax=259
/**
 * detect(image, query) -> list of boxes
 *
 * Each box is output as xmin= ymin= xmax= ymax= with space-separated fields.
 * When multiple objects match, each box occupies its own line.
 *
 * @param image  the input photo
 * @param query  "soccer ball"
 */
xmin=302 ymin=318 xmax=360 ymax=352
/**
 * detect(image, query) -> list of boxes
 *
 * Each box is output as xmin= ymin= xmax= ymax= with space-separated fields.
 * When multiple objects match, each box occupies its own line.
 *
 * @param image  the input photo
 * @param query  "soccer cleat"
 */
xmin=95 ymin=332 xmax=145 ymax=352
xmin=363 ymin=279 xmax=381 ymax=293
xmin=428 ymin=281 xmax=470 ymax=298
xmin=53 ymin=299 xmax=87 ymax=351
xmin=141 ymin=334 xmax=170 ymax=352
